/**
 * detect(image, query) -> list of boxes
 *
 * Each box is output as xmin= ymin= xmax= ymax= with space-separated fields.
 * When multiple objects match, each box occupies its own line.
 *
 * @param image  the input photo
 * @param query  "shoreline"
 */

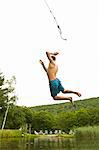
xmin=0 ymin=129 xmax=74 ymax=139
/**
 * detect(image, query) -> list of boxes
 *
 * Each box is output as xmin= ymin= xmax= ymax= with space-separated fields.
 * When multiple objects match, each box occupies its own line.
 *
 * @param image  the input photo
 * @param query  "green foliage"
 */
xmin=75 ymin=109 xmax=90 ymax=127
xmin=30 ymin=97 xmax=99 ymax=114
xmin=1 ymin=97 xmax=99 ymax=132
xmin=5 ymin=106 xmax=26 ymax=129
xmin=0 ymin=129 xmax=22 ymax=138
xmin=32 ymin=111 xmax=55 ymax=131
xmin=75 ymin=126 xmax=99 ymax=139
xmin=26 ymin=97 xmax=99 ymax=132
xmin=22 ymin=107 xmax=34 ymax=124
xmin=0 ymin=72 xmax=17 ymax=107
xmin=0 ymin=72 xmax=17 ymax=128
xmin=0 ymin=72 xmax=8 ymax=108
xmin=56 ymin=112 xmax=76 ymax=133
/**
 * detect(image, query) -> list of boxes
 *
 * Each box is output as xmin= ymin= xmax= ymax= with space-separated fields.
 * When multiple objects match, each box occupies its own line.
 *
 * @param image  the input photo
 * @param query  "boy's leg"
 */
xmin=62 ymin=89 xmax=81 ymax=97
xmin=53 ymin=95 xmax=74 ymax=105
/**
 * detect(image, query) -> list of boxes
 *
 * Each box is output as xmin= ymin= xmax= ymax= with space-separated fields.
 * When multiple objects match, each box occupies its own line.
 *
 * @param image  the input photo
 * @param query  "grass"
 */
xmin=0 ymin=129 xmax=74 ymax=139
xmin=0 ymin=130 xmax=22 ymax=138
xmin=1 ymin=126 xmax=99 ymax=139
xmin=75 ymin=126 xmax=99 ymax=139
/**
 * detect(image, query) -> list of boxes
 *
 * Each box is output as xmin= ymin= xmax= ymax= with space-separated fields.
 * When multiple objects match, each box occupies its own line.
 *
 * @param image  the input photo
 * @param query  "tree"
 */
xmin=75 ymin=109 xmax=90 ymax=127
xmin=23 ymin=107 xmax=34 ymax=124
xmin=5 ymin=106 xmax=26 ymax=129
xmin=0 ymin=72 xmax=17 ymax=107
xmin=0 ymin=72 xmax=8 ymax=107
xmin=0 ymin=71 xmax=17 ymax=128
xmin=32 ymin=111 xmax=55 ymax=132
xmin=56 ymin=112 xmax=77 ymax=133
xmin=87 ymin=108 xmax=99 ymax=126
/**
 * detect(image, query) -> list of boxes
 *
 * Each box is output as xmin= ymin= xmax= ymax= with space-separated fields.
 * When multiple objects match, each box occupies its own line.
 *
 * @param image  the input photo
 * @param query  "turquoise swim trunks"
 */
xmin=49 ymin=78 xmax=64 ymax=97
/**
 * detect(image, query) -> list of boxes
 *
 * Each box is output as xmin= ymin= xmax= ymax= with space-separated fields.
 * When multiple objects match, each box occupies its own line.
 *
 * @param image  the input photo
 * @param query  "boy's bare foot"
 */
xmin=69 ymin=97 xmax=74 ymax=105
xmin=75 ymin=92 xmax=81 ymax=97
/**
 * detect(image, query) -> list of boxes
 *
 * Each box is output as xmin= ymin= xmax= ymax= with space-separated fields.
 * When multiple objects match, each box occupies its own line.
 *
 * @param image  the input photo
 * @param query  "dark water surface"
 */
xmin=0 ymin=136 xmax=99 ymax=150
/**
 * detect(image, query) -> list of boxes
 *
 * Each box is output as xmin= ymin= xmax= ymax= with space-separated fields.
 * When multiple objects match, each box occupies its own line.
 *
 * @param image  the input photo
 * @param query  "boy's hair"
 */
xmin=51 ymin=56 xmax=56 ymax=61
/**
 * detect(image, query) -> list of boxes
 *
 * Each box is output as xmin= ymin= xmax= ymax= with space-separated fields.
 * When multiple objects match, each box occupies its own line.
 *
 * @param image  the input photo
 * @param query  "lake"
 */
xmin=0 ymin=136 xmax=99 ymax=150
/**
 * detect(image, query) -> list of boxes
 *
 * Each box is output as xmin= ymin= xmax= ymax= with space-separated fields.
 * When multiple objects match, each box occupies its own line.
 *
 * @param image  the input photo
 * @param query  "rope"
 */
xmin=44 ymin=0 xmax=67 ymax=41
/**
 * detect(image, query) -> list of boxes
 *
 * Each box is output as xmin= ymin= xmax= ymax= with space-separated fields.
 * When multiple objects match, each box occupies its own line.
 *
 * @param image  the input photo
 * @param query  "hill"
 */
xmin=30 ymin=97 xmax=99 ymax=114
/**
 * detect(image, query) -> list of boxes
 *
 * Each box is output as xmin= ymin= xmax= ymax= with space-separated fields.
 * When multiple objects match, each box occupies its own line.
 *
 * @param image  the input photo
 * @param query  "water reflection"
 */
xmin=33 ymin=136 xmax=73 ymax=149
xmin=0 ymin=136 xmax=99 ymax=150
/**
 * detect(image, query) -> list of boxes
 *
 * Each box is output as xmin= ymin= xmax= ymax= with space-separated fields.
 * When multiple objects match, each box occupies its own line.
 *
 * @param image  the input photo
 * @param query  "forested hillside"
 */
xmin=0 ymin=97 xmax=99 ymax=132
xmin=30 ymin=97 xmax=99 ymax=114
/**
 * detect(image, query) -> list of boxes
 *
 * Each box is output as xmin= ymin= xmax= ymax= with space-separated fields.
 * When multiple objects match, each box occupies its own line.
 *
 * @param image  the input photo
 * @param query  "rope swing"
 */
xmin=44 ymin=0 xmax=67 ymax=41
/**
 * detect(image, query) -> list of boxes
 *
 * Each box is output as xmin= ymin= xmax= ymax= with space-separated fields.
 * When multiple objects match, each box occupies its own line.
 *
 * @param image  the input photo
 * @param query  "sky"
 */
xmin=0 ymin=0 xmax=99 ymax=106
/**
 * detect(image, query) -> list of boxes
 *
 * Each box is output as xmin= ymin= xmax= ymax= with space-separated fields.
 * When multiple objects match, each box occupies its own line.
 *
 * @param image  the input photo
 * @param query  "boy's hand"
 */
xmin=39 ymin=60 xmax=43 ymax=64
xmin=54 ymin=52 xmax=59 ymax=55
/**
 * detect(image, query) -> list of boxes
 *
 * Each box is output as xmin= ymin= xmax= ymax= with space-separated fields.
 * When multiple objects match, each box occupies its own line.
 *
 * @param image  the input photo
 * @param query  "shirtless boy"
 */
xmin=39 ymin=51 xmax=81 ymax=104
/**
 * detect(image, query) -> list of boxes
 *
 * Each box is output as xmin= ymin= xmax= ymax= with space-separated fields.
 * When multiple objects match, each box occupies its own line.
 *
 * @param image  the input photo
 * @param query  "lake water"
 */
xmin=0 ymin=136 xmax=99 ymax=150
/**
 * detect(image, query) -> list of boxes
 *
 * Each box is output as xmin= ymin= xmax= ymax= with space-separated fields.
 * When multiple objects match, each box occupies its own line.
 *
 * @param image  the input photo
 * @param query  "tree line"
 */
xmin=4 ymin=106 xmax=99 ymax=133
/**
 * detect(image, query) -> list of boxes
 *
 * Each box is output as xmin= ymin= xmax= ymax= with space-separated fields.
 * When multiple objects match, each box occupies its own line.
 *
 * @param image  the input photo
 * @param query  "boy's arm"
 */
xmin=46 ymin=52 xmax=53 ymax=62
xmin=46 ymin=51 xmax=59 ymax=62
xmin=52 ymin=52 xmax=59 ymax=55
xmin=39 ymin=60 xmax=47 ymax=73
